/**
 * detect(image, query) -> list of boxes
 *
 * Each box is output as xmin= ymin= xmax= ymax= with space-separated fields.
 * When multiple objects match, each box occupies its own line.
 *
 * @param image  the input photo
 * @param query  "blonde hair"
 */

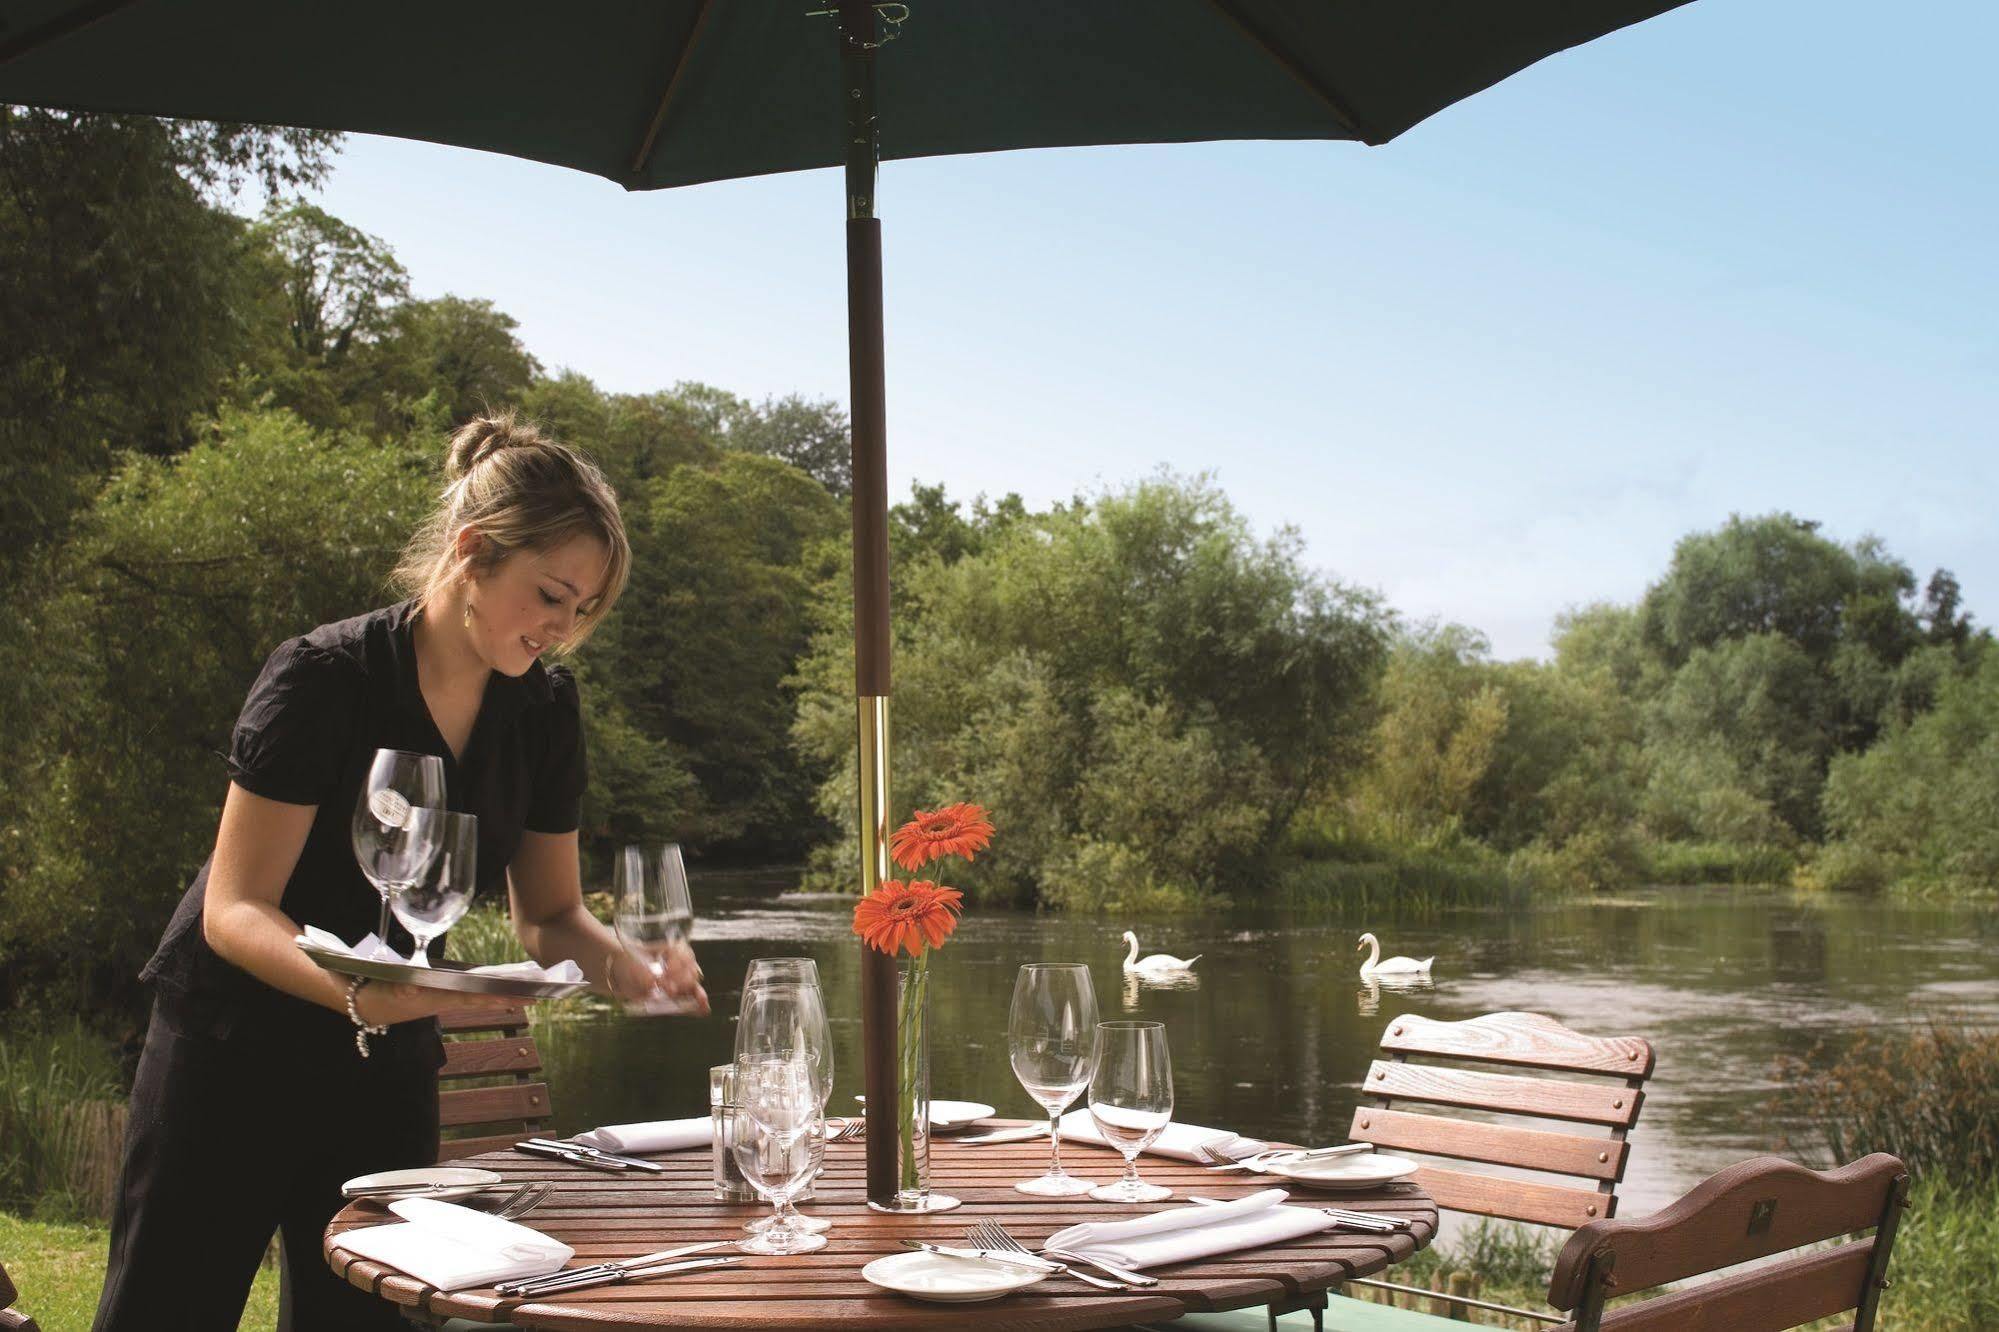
xmin=394 ymin=412 xmax=630 ymax=653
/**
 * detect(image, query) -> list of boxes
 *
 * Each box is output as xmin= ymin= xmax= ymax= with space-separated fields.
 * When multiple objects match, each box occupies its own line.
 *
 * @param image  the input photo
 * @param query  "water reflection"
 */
xmin=1356 ymin=973 xmax=1435 ymax=1017
xmin=541 ymin=875 xmax=1999 ymax=1217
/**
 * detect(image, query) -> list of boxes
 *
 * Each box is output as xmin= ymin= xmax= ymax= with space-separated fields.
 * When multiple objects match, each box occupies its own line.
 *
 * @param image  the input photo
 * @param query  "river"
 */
xmin=530 ymin=875 xmax=1999 ymax=1216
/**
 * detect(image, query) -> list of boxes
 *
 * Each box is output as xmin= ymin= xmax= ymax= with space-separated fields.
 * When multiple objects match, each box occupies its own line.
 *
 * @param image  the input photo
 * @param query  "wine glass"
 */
xmin=613 ymin=842 xmax=694 ymax=1013
xmin=743 ymin=957 xmax=821 ymax=991
xmin=391 ymin=810 xmax=476 ymax=967
xmin=1009 ymin=963 xmax=1101 ymax=1196
xmin=735 ymin=981 xmax=835 ymax=1236
xmin=1086 ymin=1020 xmax=1174 ymax=1203
xmin=349 ymin=749 xmax=445 ymax=952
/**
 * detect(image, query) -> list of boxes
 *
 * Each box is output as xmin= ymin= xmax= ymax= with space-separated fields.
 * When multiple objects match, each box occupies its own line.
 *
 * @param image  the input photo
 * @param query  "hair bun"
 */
xmin=446 ymin=412 xmax=547 ymax=480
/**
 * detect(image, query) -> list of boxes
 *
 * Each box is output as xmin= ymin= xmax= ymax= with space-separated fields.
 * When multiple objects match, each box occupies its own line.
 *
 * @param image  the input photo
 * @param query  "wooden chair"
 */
xmin=1544 ymin=1153 xmax=1909 ymax=1332
xmin=436 ymin=1000 xmax=552 ymax=1161
xmin=1 ymin=1255 xmax=40 ymax=1332
xmin=1166 ymin=1010 xmax=1657 ymax=1332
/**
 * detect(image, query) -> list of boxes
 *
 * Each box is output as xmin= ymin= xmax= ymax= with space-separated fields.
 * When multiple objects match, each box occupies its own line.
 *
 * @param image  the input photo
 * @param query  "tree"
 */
xmin=250 ymin=202 xmax=409 ymax=365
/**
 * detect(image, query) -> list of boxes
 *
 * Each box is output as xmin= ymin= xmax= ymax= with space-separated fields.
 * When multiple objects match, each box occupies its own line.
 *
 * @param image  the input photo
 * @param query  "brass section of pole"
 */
xmin=855 ymin=694 xmax=898 ymax=1202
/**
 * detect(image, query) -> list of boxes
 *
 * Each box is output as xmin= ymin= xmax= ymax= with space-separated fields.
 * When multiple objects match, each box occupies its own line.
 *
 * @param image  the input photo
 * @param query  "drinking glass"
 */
xmin=349 ymin=748 xmax=445 ymax=950
xmin=1009 ymin=963 xmax=1101 ymax=1196
xmin=731 ymin=1057 xmax=826 ymax=1255
xmin=390 ymin=810 xmax=476 ymax=966
xmin=1086 ymin=1020 xmax=1174 ymax=1202
xmin=735 ymin=981 xmax=835 ymax=1235
xmin=743 ymin=957 xmax=821 ymax=991
xmin=613 ymin=842 xmax=695 ymax=1013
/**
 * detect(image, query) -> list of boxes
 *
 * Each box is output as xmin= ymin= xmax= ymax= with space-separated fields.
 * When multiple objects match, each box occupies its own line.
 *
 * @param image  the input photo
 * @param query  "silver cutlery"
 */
xmin=946 ymin=1232 xmax=1126 ymax=1291
xmin=489 ymin=1181 xmax=553 ymax=1220
xmin=523 ymin=1137 xmax=668 ymax=1172
xmin=901 ymin=1241 xmax=1060 ymax=1274
xmin=494 ymin=1241 xmax=735 ymax=1297
xmin=967 ymin=1218 xmax=1158 ymax=1289
xmin=505 ymin=1255 xmax=739 ymax=1298
xmin=1187 ymin=1193 xmax=1409 ymax=1233
xmin=512 ymin=1141 xmax=631 ymax=1172
xmin=952 ymin=1124 xmax=1049 ymax=1146
xmin=1197 ymin=1140 xmax=1372 ymax=1171
xmin=825 ymin=1117 xmax=866 ymax=1142
xmin=343 ymin=1179 xmax=463 ymax=1198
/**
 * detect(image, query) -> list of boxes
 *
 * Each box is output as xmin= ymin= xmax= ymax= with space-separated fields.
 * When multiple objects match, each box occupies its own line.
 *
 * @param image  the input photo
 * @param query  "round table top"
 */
xmin=326 ymin=1125 xmax=1437 ymax=1329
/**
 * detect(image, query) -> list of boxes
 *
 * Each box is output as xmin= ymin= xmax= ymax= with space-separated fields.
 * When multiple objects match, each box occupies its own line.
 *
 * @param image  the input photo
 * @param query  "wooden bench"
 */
xmin=1167 ymin=1009 xmax=1657 ymax=1332
xmin=1545 ymin=1153 xmax=1909 ymax=1331
xmin=436 ymin=1000 xmax=551 ymax=1161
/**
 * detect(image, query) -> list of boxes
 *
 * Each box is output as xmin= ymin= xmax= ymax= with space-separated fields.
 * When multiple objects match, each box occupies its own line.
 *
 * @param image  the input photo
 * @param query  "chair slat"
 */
xmin=437 ymin=1131 xmax=537 ymax=1161
xmin=439 ymin=1000 xmax=529 ymax=1033
xmin=1380 ymin=1012 xmax=1654 ymax=1077
xmin=439 ymin=1080 xmax=551 ymax=1128
xmin=1549 ymin=1154 xmax=1906 ymax=1301
xmin=1415 ymin=1164 xmax=1614 ymax=1229
xmin=1365 ymin=1059 xmax=1643 ymax=1127
xmin=1585 ymin=1241 xmax=1873 ymax=1332
xmin=1350 ymin=1106 xmax=1627 ymax=1182
xmin=440 ymin=1035 xmax=542 ymax=1078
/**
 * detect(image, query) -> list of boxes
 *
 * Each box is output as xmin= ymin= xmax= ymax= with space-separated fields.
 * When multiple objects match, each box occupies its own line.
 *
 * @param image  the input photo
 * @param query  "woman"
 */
xmin=93 ymin=414 xmax=707 ymax=1331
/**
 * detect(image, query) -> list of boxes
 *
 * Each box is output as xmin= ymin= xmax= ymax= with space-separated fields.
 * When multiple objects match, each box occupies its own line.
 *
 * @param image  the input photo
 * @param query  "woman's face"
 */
xmin=467 ymin=532 xmax=611 ymax=676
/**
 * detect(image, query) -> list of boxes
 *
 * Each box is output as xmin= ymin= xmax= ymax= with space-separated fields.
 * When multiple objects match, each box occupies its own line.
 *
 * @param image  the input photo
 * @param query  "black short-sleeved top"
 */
xmin=142 ymin=601 xmax=587 ymax=1057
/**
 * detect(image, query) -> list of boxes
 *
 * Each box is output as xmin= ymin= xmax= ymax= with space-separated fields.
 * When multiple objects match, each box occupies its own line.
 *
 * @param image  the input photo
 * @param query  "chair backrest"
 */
xmin=436 ymin=1000 xmax=552 ymax=1161
xmin=1545 ymin=1153 xmax=1909 ymax=1332
xmin=1347 ymin=1011 xmax=1656 ymax=1229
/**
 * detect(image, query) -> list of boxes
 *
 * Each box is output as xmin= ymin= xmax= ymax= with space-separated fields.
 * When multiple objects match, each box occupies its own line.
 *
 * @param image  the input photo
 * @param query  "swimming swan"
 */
xmin=1122 ymin=930 xmax=1200 ymax=972
xmin=1357 ymin=932 xmax=1432 ymax=979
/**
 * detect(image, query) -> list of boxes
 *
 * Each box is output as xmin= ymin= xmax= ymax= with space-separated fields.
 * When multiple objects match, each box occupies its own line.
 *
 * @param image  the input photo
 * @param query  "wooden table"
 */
xmin=325 ymin=1127 xmax=1437 ymax=1329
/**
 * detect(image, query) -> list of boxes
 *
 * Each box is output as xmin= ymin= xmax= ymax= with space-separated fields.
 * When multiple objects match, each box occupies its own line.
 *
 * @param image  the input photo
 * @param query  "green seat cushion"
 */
xmin=1165 ymin=1291 xmax=1483 ymax=1331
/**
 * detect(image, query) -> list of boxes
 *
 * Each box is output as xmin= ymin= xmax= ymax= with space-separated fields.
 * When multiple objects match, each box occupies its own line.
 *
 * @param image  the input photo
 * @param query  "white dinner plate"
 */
xmin=1264 ymin=1152 xmax=1420 ymax=1191
xmin=341 ymin=1166 xmax=504 ymax=1204
xmin=861 ymin=1250 xmax=1048 ymax=1302
xmin=853 ymin=1097 xmax=997 ymax=1132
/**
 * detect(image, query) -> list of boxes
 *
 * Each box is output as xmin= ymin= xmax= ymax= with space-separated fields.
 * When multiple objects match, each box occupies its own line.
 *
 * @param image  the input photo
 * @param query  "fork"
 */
xmin=825 ymin=1117 xmax=865 ymax=1142
xmin=968 ymin=1218 xmax=1158 ymax=1289
xmin=491 ymin=1180 xmax=553 ymax=1220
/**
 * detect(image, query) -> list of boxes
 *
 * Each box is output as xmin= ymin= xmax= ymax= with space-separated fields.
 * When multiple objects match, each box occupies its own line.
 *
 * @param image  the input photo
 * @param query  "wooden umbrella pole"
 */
xmin=838 ymin=0 xmax=898 ymax=1206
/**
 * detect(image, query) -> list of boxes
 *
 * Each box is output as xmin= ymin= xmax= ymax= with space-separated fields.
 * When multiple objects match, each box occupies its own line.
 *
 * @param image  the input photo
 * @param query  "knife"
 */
xmin=505 ymin=1255 xmax=739 ymax=1298
xmin=512 ymin=1141 xmax=631 ymax=1171
xmin=898 ymin=1240 xmax=1059 ymax=1272
xmin=523 ymin=1138 xmax=668 ymax=1172
xmin=952 ymin=1125 xmax=1049 ymax=1146
xmin=494 ymin=1241 xmax=735 ymax=1296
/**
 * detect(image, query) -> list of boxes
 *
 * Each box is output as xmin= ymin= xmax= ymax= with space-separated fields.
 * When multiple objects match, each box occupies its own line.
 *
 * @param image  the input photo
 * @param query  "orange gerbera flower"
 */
xmin=852 ymin=880 xmax=964 ymax=957
xmin=889 ymin=802 xmax=995 ymax=872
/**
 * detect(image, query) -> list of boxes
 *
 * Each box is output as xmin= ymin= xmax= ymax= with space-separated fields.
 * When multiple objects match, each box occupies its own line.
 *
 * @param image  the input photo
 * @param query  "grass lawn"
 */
xmin=0 ymin=1211 xmax=278 ymax=1331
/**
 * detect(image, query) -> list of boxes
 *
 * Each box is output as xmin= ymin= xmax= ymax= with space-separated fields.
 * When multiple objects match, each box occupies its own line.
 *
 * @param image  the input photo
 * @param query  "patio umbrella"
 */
xmin=0 ymin=0 xmax=1693 ymax=1204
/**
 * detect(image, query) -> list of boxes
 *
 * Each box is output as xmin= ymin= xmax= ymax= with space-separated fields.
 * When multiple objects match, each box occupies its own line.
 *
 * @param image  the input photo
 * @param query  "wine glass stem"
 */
xmin=1120 ymin=1152 xmax=1142 ymax=1191
xmin=375 ymin=891 xmax=391 ymax=943
xmin=1047 ymin=1108 xmax=1064 ymax=1174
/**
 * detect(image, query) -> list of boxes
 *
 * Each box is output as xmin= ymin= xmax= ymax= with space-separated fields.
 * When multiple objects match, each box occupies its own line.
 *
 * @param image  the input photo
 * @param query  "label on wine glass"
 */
xmin=369 ymin=788 xmax=412 ymax=829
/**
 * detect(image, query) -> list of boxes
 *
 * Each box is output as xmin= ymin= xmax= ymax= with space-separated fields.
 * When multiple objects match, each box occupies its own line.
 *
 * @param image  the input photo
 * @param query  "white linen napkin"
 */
xmin=573 ymin=1116 xmax=711 ymax=1154
xmin=1057 ymin=1109 xmax=1237 ymax=1162
xmin=1045 ymin=1188 xmax=1335 ymax=1270
xmin=467 ymin=959 xmax=586 ymax=983
xmin=331 ymin=1197 xmax=573 ymax=1291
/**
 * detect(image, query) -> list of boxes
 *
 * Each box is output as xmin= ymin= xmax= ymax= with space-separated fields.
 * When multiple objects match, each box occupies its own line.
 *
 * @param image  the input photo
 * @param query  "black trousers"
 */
xmin=93 ymin=1003 xmax=440 ymax=1332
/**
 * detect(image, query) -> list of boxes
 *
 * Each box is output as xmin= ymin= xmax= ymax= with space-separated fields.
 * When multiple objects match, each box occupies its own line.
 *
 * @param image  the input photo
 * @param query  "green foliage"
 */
xmin=1880 ymin=1172 xmax=1999 ymax=1331
xmin=1779 ymin=1020 xmax=1999 ymax=1183
xmin=0 ymin=408 xmax=430 ymax=1013
xmin=794 ymin=475 xmax=1391 ymax=907
xmin=1820 ymin=645 xmax=1999 ymax=896
xmin=0 ymin=1019 xmax=121 ymax=1219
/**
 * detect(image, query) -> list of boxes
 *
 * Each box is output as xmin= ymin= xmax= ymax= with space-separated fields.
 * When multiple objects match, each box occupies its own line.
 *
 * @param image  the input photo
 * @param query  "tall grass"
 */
xmin=0 ymin=1019 xmax=122 ymax=1220
xmin=1778 ymin=1019 xmax=1999 ymax=1182
xmin=1276 ymin=809 xmax=1530 ymax=912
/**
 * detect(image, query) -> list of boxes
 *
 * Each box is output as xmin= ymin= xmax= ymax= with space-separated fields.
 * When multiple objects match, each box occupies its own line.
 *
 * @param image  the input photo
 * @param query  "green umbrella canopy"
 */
xmin=1 ymin=1 xmax=1687 ymax=189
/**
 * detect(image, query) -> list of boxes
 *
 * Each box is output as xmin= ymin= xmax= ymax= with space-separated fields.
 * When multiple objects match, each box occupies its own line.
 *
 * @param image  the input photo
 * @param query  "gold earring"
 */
xmin=462 ymin=601 xmax=473 ymax=629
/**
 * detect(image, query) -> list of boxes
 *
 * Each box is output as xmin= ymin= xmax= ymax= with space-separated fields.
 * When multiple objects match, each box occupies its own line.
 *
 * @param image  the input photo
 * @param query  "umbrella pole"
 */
xmin=839 ymin=0 xmax=898 ymax=1208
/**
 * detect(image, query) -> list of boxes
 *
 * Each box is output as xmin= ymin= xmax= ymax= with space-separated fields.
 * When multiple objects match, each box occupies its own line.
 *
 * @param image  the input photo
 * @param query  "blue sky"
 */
xmin=305 ymin=0 xmax=1995 ymax=660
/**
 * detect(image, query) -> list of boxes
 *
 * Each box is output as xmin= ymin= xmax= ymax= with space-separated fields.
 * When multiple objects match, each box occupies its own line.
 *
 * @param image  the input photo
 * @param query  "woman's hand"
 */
xmin=605 ymin=941 xmax=710 ymax=1015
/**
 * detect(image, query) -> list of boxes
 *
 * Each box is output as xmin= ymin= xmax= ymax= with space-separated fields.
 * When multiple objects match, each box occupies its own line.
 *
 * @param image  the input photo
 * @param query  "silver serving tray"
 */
xmin=298 ymin=941 xmax=593 ymax=999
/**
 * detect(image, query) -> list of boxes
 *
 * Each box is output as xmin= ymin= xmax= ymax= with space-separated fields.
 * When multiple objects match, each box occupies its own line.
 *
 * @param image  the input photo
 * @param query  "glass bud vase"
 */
xmin=869 ymin=954 xmax=960 ymax=1213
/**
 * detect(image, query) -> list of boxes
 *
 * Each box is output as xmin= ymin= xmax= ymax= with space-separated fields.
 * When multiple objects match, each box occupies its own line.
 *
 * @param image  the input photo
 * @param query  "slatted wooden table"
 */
xmin=325 ymin=1124 xmax=1436 ymax=1329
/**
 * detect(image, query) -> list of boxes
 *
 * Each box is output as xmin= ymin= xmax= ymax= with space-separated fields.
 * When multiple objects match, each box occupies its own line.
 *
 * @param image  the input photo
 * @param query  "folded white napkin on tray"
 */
xmin=295 ymin=928 xmax=584 ymax=983
xmin=573 ymin=1116 xmax=711 ymax=1154
xmin=332 ymin=1197 xmax=572 ymax=1291
xmin=1046 ymin=1188 xmax=1334 ymax=1271
xmin=1057 ymin=1109 xmax=1238 ymax=1162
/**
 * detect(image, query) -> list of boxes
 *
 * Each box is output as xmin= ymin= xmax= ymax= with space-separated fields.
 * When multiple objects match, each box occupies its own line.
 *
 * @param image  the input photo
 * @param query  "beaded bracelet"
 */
xmin=345 ymin=976 xmax=390 ymax=1058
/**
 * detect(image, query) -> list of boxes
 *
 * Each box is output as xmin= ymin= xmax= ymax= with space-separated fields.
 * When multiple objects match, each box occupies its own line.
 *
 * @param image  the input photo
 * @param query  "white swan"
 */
xmin=1357 ymin=932 xmax=1432 ymax=979
xmin=1122 ymin=930 xmax=1200 ymax=973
